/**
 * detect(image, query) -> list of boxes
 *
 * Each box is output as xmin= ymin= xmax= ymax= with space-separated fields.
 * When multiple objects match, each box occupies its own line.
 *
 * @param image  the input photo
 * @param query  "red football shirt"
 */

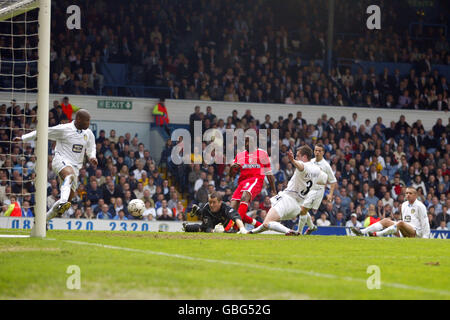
xmin=233 ymin=149 xmax=272 ymax=183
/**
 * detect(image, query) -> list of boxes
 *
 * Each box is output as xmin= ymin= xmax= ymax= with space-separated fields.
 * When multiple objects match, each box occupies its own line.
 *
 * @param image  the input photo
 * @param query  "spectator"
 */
xmin=316 ymin=213 xmax=331 ymax=227
xmin=113 ymin=209 xmax=128 ymax=220
xmin=346 ymin=213 xmax=363 ymax=229
xmin=97 ymin=203 xmax=114 ymax=219
xmin=152 ymin=98 xmax=170 ymax=136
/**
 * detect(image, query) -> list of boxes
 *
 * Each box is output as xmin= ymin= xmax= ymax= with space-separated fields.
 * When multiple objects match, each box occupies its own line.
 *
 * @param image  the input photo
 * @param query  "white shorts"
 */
xmin=302 ymin=188 xmax=325 ymax=210
xmin=52 ymin=155 xmax=79 ymax=192
xmin=270 ymin=192 xmax=303 ymax=221
xmin=397 ymin=221 xmax=422 ymax=238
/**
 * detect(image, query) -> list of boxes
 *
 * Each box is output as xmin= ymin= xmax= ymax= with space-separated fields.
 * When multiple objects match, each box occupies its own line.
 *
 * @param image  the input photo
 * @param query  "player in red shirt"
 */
xmin=229 ymin=137 xmax=277 ymax=229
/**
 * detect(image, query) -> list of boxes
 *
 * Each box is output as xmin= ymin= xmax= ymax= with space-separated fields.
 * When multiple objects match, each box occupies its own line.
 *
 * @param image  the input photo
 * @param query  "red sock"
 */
xmin=238 ymin=202 xmax=262 ymax=227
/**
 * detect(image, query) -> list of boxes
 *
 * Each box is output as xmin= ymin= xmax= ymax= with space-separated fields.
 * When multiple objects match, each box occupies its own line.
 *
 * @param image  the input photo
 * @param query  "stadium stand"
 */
xmin=46 ymin=0 xmax=450 ymax=110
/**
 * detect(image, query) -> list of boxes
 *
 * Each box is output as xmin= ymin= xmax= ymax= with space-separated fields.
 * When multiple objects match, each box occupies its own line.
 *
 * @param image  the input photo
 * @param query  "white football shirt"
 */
xmin=22 ymin=121 xmax=96 ymax=171
xmin=284 ymin=161 xmax=324 ymax=202
xmin=311 ymin=157 xmax=337 ymax=191
xmin=401 ymin=199 xmax=430 ymax=238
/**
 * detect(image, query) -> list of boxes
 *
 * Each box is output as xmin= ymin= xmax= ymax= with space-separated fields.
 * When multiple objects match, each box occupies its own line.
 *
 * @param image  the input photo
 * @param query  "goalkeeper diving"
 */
xmin=183 ymin=192 xmax=248 ymax=234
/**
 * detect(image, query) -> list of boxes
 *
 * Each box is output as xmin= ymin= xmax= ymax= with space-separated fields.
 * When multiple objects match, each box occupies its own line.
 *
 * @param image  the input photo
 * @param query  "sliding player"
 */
xmin=15 ymin=109 xmax=97 ymax=222
xmin=298 ymin=143 xmax=337 ymax=235
xmin=250 ymin=146 xmax=327 ymax=235
xmin=229 ymin=136 xmax=276 ymax=229
xmin=351 ymin=187 xmax=430 ymax=238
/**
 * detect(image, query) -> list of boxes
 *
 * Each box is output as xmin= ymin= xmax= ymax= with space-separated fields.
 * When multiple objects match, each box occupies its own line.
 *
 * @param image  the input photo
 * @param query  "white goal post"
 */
xmin=0 ymin=0 xmax=51 ymax=238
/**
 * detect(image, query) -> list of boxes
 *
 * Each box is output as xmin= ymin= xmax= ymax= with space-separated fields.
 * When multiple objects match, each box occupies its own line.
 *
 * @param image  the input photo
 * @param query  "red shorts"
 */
xmin=231 ymin=177 xmax=264 ymax=201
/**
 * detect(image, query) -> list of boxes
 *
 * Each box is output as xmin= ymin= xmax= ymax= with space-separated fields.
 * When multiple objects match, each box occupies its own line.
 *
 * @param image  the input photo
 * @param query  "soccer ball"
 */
xmin=214 ymin=223 xmax=225 ymax=233
xmin=127 ymin=199 xmax=145 ymax=217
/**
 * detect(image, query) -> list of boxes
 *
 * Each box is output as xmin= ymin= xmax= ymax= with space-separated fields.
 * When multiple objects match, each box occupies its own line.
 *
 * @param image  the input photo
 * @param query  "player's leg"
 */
xmin=250 ymin=207 xmax=280 ymax=234
xmin=305 ymin=190 xmax=323 ymax=234
xmin=375 ymin=221 xmax=416 ymax=237
xmin=352 ymin=218 xmax=394 ymax=236
xmin=298 ymin=189 xmax=320 ymax=235
xmin=182 ymin=223 xmax=202 ymax=232
xmin=238 ymin=190 xmax=262 ymax=227
xmin=251 ymin=195 xmax=299 ymax=235
xmin=230 ymin=182 xmax=242 ymax=211
xmin=46 ymin=166 xmax=76 ymax=221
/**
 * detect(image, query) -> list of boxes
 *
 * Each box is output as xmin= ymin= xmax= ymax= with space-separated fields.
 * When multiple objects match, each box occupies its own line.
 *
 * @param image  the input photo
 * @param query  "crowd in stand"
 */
xmin=46 ymin=0 xmax=450 ymax=111
xmin=162 ymin=105 xmax=450 ymax=230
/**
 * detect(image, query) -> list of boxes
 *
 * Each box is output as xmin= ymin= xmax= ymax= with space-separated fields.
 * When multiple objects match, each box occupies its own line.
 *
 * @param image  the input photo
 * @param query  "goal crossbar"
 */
xmin=0 ymin=0 xmax=38 ymax=21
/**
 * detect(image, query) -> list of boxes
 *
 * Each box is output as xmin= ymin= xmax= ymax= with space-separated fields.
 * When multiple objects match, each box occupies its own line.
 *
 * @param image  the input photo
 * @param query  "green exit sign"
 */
xmin=97 ymin=100 xmax=132 ymax=110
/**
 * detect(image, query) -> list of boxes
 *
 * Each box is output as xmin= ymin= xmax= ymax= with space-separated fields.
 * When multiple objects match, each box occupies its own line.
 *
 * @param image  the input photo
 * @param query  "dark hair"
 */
xmin=209 ymin=192 xmax=223 ymax=201
xmin=315 ymin=143 xmax=325 ymax=152
xmin=298 ymin=145 xmax=313 ymax=160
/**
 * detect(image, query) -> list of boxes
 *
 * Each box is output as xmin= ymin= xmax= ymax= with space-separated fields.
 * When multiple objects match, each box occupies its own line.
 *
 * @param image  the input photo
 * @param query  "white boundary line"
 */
xmin=0 ymin=234 xmax=30 ymax=238
xmin=62 ymin=239 xmax=450 ymax=297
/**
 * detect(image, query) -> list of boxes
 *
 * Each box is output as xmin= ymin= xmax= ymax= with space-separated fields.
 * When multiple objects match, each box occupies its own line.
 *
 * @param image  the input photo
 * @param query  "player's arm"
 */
xmin=14 ymin=124 xmax=66 ymax=142
xmin=188 ymin=203 xmax=206 ymax=218
xmin=86 ymin=130 xmax=98 ymax=166
xmin=327 ymin=182 xmax=337 ymax=202
xmin=261 ymin=150 xmax=277 ymax=195
xmin=326 ymin=165 xmax=338 ymax=202
xmin=266 ymin=174 xmax=277 ymax=196
xmin=229 ymin=163 xmax=240 ymax=178
xmin=419 ymin=204 xmax=431 ymax=239
xmin=229 ymin=154 xmax=241 ymax=178
xmin=287 ymin=150 xmax=304 ymax=171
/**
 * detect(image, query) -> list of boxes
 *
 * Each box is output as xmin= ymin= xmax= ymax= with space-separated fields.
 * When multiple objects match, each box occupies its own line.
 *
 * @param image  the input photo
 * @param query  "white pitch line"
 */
xmin=0 ymin=234 xmax=30 ymax=238
xmin=63 ymin=239 xmax=450 ymax=297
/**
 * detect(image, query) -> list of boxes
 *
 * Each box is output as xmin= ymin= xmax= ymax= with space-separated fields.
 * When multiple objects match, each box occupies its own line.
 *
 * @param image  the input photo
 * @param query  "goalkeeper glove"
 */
xmin=189 ymin=204 xmax=200 ymax=217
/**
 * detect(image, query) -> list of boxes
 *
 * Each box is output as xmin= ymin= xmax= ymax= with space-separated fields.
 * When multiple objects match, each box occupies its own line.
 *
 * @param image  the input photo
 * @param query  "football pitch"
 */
xmin=0 ymin=229 xmax=449 ymax=300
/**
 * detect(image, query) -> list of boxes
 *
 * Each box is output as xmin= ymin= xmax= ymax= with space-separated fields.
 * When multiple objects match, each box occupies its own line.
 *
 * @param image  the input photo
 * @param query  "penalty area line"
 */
xmin=63 ymin=239 xmax=450 ymax=297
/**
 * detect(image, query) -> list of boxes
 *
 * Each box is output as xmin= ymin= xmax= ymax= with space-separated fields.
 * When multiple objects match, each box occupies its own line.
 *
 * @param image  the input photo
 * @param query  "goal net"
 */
xmin=0 ymin=0 xmax=50 ymax=238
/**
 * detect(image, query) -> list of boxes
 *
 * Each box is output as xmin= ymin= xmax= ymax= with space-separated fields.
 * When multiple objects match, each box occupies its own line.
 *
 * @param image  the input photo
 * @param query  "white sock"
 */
xmin=251 ymin=219 xmax=257 ymax=226
xmin=60 ymin=175 xmax=73 ymax=203
xmin=251 ymin=224 xmax=267 ymax=234
xmin=376 ymin=224 xmax=398 ymax=237
xmin=46 ymin=199 xmax=61 ymax=221
xmin=268 ymin=221 xmax=291 ymax=234
xmin=306 ymin=213 xmax=314 ymax=228
xmin=361 ymin=222 xmax=383 ymax=234
xmin=298 ymin=215 xmax=307 ymax=234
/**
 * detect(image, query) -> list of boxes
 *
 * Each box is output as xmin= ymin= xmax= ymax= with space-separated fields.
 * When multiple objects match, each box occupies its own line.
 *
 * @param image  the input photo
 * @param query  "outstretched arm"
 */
xmin=287 ymin=150 xmax=304 ymax=171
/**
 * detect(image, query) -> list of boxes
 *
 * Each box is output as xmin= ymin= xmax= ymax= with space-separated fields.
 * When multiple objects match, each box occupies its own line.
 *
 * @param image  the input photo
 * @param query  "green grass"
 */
xmin=0 ymin=229 xmax=449 ymax=300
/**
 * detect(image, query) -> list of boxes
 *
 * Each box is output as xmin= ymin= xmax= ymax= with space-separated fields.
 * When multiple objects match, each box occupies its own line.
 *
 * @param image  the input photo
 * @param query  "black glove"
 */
xmin=189 ymin=204 xmax=200 ymax=218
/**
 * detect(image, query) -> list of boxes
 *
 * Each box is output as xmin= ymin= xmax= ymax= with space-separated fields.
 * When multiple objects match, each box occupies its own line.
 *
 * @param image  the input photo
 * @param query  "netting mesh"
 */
xmin=0 ymin=0 xmax=39 ymax=216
